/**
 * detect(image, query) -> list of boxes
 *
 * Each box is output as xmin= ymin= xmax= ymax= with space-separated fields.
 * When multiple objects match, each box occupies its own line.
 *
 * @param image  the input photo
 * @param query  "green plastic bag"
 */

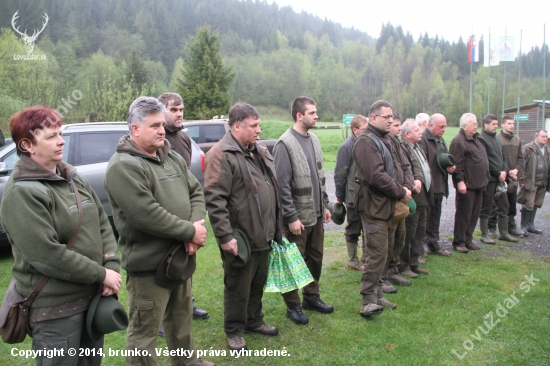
xmin=264 ymin=238 xmax=313 ymax=293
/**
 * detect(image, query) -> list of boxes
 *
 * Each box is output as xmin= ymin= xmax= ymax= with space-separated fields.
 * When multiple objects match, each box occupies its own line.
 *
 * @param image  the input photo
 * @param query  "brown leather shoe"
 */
xmin=453 ymin=245 xmax=469 ymax=253
xmin=382 ymin=280 xmax=397 ymax=294
xmin=377 ymin=297 xmax=397 ymax=309
xmin=347 ymin=262 xmax=365 ymax=271
xmin=427 ymin=248 xmax=451 ymax=256
xmin=412 ymin=266 xmax=429 ymax=275
xmin=400 ymin=269 xmax=418 ymax=278
xmin=227 ymin=336 xmax=247 ymax=351
xmin=244 ymin=324 xmax=278 ymax=336
xmin=466 ymin=242 xmax=480 ymax=250
xmin=418 ymin=256 xmax=427 ymax=264
xmin=387 ymin=269 xmax=412 ymax=286
xmin=359 ymin=303 xmax=383 ymax=317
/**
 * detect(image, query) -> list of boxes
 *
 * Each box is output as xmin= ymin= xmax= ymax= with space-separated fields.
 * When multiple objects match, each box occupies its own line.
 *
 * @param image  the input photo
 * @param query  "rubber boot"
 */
xmin=520 ymin=208 xmax=530 ymax=237
xmin=346 ymin=242 xmax=363 ymax=271
xmin=497 ymin=216 xmax=518 ymax=242
xmin=479 ymin=217 xmax=495 ymax=244
xmin=508 ymin=215 xmax=524 ymax=238
xmin=527 ymin=208 xmax=543 ymax=234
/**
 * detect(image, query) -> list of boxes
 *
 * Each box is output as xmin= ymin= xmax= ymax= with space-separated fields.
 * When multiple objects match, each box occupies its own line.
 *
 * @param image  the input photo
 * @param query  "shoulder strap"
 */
xmin=25 ymin=179 xmax=83 ymax=303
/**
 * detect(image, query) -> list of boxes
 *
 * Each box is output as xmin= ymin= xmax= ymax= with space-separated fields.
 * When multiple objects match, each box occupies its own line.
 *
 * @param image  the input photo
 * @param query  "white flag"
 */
xmin=484 ymin=34 xmax=499 ymax=67
xmin=499 ymin=36 xmax=515 ymax=62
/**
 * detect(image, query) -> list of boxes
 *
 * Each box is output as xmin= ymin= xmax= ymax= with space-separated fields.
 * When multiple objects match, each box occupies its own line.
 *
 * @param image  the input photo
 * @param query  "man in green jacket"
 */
xmin=205 ymin=102 xmax=282 ymax=351
xmin=273 ymin=96 xmax=333 ymax=325
xmin=105 ymin=96 xmax=213 ymax=366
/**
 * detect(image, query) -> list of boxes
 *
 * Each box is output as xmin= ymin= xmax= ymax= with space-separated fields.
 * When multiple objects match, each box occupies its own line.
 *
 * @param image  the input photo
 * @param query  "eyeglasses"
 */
xmin=376 ymin=114 xmax=394 ymax=120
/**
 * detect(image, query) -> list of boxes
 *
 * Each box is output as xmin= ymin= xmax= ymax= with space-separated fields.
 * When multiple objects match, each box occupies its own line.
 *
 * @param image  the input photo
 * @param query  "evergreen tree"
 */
xmin=176 ymin=25 xmax=235 ymax=119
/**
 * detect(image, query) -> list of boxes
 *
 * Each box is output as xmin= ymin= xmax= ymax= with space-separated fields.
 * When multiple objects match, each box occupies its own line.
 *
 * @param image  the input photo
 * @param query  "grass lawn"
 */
xmin=0 ymin=220 xmax=548 ymax=365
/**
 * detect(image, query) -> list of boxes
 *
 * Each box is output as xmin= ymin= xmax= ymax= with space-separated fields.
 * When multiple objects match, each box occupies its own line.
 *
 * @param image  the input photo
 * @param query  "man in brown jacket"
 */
xmin=354 ymin=100 xmax=412 ymax=316
xmin=419 ymin=114 xmax=455 ymax=257
xmin=204 ymin=103 xmax=282 ymax=351
xmin=449 ymin=113 xmax=490 ymax=253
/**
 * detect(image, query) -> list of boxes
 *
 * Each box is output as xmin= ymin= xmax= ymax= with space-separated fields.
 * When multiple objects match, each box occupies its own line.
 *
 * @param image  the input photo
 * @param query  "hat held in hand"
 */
xmin=329 ymin=202 xmax=346 ymax=225
xmin=86 ymin=294 xmax=128 ymax=342
xmin=436 ymin=150 xmax=455 ymax=174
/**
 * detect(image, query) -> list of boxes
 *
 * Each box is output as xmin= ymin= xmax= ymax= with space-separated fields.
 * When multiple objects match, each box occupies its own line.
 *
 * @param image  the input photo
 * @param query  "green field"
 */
xmin=0 ymin=220 xmax=548 ymax=365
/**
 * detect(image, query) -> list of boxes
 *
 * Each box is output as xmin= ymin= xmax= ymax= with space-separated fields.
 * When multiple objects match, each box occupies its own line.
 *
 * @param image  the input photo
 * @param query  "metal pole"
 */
xmin=470 ymin=62 xmax=473 ymax=112
xmin=543 ymin=24 xmax=546 ymax=127
xmin=516 ymin=30 xmax=522 ymax=135
xmin=488 ymin=27 xmax=491 ymax=115
xmin=502 ymin=29 xmax=507 ymax=119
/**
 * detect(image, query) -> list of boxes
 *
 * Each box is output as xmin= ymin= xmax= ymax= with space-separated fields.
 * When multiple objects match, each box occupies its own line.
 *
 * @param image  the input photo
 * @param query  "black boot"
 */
xmin=527 ymin=208 xmax=543 ymax=234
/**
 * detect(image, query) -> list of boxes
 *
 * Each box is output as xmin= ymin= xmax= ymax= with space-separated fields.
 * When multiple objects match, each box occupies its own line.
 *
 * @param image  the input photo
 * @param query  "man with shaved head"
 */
xmin=419 ymin=113 xmax=455 ymax=256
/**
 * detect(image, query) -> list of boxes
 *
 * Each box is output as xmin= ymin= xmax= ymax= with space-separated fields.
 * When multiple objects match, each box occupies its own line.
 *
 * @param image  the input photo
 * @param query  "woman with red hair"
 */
xmin=1 ymin=106 xmax=122 ymax=365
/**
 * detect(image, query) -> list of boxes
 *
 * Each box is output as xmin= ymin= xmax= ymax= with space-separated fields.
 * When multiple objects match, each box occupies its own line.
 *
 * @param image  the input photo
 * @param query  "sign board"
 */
xmin=343 ymin=114 xmax=355 ymax=125
xmin=514 ymin=114 xmax=528 ymax=121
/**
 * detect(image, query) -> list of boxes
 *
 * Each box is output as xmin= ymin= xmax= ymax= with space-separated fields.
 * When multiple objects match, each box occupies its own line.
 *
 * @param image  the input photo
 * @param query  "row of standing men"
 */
xmin=334 ymin=102 xmax=549 ymax=318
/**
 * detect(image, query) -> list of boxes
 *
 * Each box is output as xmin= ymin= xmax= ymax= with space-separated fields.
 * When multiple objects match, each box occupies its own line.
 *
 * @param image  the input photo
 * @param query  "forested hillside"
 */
xmin=0 ymin=0 xmax=548 ymax=127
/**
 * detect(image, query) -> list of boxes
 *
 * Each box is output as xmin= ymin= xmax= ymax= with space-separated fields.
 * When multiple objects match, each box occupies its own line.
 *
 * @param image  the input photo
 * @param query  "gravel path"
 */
xmin=324 ymin=172 xmax=550 ymax=257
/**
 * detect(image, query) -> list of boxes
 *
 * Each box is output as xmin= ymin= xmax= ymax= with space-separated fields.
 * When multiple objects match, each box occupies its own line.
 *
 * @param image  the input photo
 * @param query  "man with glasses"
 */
xmin=449 ymin=113 xmax=490 ymax=253
xmin=354 ymin=100 xmax=413 ymax=316
xmin=335 ymin=115 xmax=368 ymax=271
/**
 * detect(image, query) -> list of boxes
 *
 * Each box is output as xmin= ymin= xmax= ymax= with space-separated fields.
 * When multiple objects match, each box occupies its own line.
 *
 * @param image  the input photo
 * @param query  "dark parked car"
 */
xmin=0 ymin=122 xmax=205 ymax=247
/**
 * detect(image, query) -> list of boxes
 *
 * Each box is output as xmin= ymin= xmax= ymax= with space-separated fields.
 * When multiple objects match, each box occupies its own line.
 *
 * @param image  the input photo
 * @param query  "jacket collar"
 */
xmin=220 ymin=130 xmax=267 ymax=157
xmin=459 ymin=128 xmax=479 ymax=141
xmin=164 ymin=124 xmax=185 ymax=134
xmin=116 ymin=134 xmax=171 ymax=164
xmin=500 ymin=130 xmax=515 ymax=140
xmin=366 ymin=124 xmax=388 ymax=138
xmin=12 ymin=155 xmax=76 ymax=182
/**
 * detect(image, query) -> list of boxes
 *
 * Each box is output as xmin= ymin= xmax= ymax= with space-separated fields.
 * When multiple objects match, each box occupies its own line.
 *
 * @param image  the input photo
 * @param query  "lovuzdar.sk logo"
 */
xmin=11 ymin=10 xmax=49 ymax=60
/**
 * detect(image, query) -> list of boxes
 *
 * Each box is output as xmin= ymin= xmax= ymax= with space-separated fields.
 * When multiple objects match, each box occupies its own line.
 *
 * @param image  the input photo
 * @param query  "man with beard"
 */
xmin=158 ymin=92 xmax=210 ymax=326
xmin=273 ymin=96 xmax=333 ymax=325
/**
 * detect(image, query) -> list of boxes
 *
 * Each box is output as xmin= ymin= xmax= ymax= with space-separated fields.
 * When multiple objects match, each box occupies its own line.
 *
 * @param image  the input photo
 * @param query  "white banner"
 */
xmin=484 ymin=34 xmax=500 ymax=67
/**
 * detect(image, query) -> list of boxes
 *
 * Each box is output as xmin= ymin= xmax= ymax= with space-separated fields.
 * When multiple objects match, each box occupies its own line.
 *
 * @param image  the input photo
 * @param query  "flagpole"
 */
xmin=470 ymin=62 xmax=473 ymax=112
xmin=469 ymin=27 xmax=474 ymax=112
xmin=516 ymin=30 xmax=522 ymax=135
xmin=543 ymin=24 xmax=546 ymax=126
xmin=502 ymin=29 xmax=507 ymax=119
xmin=488 ymin=27 xmax=491 ymax=115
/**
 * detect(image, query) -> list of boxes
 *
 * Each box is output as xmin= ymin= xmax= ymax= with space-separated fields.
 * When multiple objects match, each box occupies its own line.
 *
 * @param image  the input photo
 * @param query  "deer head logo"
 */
xmin=11 ymin=11 xmax=49 ymax=54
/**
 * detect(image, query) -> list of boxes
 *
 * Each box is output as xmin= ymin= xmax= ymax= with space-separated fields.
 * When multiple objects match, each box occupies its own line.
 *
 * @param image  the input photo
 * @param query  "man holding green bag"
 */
xmin=204 ymin=102 xmax=283 ymax=351
xmin=273 ymin=96 xmax=333 ymax=325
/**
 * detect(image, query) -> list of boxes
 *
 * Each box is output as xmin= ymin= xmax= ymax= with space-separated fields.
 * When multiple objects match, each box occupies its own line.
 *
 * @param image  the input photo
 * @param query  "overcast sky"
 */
xmin=269 ymin=0 xmax=547 ymax=54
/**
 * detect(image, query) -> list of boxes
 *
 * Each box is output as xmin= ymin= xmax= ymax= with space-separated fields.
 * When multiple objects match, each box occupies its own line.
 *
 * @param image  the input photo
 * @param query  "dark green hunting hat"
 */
xmin=222 ymin=228 xmax=251 ymax=268
xmin=86 ymin=294 xmax=128 ymax=342
xmin=437 ymin=149 xmax=456 ymax=173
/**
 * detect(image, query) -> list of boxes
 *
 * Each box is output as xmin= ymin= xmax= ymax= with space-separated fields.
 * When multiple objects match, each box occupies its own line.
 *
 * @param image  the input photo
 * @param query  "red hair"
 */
xmin=10 ymin=106 xmax=62 ymax=156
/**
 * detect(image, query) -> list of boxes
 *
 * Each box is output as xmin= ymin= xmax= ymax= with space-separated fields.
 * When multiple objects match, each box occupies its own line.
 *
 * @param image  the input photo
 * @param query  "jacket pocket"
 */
xmin=158 ymin=173 xmax=181 ymax=182
xmin=364 ymin=189 xmax=393 ymax=221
